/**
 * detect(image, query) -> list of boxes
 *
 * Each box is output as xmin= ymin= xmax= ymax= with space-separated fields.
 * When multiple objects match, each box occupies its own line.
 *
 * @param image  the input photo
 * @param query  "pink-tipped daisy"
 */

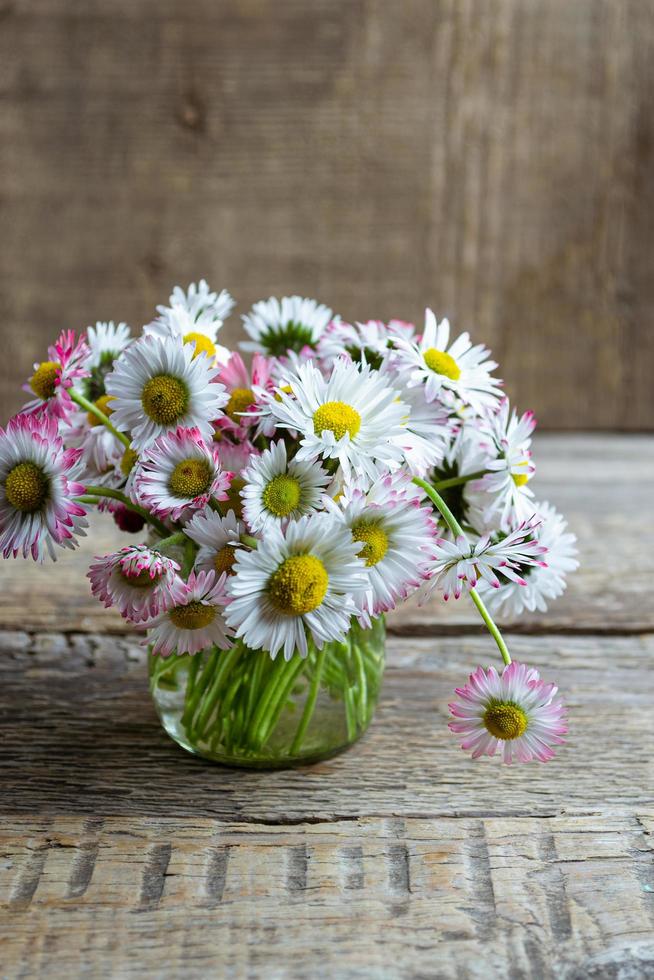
xmin=145 ymin=569 xmax=232 ymax=656
xmin=0 ymin=412 xmax=88 ymax=561
xmin=420 ymin=519 xmax=548 ymax=601
xmin=22 ymin=330 xmax=90 ymax=423
xmin=215 ymin=352 xmax=273 ymax=438
xmin=133 ymin=426 xmax=231 ymax=523
xmin=88 ymin=545 xmax=185 ymax=622
xmin=448 ymin=661 xmax=567 ymax=764
xmin=184 ymin=507 xmax=246 ymax=577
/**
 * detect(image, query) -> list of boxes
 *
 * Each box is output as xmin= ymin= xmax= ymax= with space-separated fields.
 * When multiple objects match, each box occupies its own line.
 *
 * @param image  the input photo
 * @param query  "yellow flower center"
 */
xmin=214 ymin=545 xmax=237 ymax=577
xmin=183 ymin=332 xmax=216 ymax=359
xmin=225 ymin=387 xmax=255 ymax=422
xmin=423 ymin=348 xmax=461 ymax=381
xmin=169 ymin=600 xmax=216 ymax=630
xmin=141 ymin=374 xmax=189 ymax=426
xmin=262 ymin=474 xmax=302 ymax=517
xmin=313 ymin=401 xmax=361 ymax=441
xmin=87 ymin=394 xmax=115 ymax=427
xmin=120 ymin=447 xmax=138 ymax=477
xmin=120 ymin=568 xmax=159 ymax=589
xmin=225 ymin=476 xmax=245 ymax=518
xmin=169 ymin=458 xmax=213 ymax=498
xmin=512 ymin=473 xmax=530 ymax=487
xmin=30 ymin=361 xmax=60 ymax=400
xmin=274 ymin=384 xmax=294 ymax=402
xmin=268 ymin=554 xmax=329 ymax=616
xmin=483 ymin=702 xmax=528 ymax=740
xmin=351 ymin=520 xmax=389 ymax=566
xmin=4 ymin=461 xmax=48 ymax=513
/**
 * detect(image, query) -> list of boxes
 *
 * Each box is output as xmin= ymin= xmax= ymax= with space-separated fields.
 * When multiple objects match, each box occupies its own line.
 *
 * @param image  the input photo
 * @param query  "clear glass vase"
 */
xmin=149 ymin=616 xmax=385 ymax=768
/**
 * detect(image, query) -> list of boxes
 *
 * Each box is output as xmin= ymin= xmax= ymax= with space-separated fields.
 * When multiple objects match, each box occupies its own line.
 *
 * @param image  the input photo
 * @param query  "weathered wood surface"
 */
xmin=0 ymin=434 xmax=651 ymax=633
xmin=2 ymin=1 xmax=654 ymax=430
xmin=1 ymin=432 xmax=652 ymax=978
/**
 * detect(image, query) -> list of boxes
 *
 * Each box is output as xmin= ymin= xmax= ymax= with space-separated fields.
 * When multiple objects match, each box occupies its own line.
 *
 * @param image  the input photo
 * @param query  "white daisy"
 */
xmin=324 ymin=471 xmax=435 ymax=621
xmin=393 ymin=384 xmax=458 ymax=477
xmin=241 ymin=295 xmax=334 ymax=356
xmin=105 ymin=333 xmax=228 ymax=451
xmin=145 ymin=305 xmax=231 ymax=364
xmin=163 ymin=280 xmax=235 ymax=324
xmin=317 ymin=318 xmax=416 ymax=371
xmin=476 ymin=502 xmax=579 ymax=617
xmin=224 ymin=514 xmax=366 ymax=660
xmin=144 ymin=569 xmax=232 ymax=657
xmin=420 ymin=518 xmax=548 ymax=601
xmin=184 ymin=507 xmax=245 ymax=577
xmin=267 ymin=357 xmax=409 ymax=482
xmin=86 ymin=321 xmax=131 ymax=369
xmin=393 ymin=308 xmax=502 ymax=411
xmin=241 ymin=440 xmax=331 ymax=533
xmin=133 ymin=426 xmax=230 ymax=522
xmin=467 ymin=399 xmax=536 ymax=531
xmin=67 ymin=410 xmax=125 ymax=487
xmin=0 ymin=412 xmax=88 ymax=561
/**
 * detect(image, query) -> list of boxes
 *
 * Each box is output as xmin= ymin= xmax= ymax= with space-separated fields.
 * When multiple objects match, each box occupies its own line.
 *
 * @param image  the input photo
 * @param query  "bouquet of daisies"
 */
xmin=0 ymin=281 xmax=577 ymax=765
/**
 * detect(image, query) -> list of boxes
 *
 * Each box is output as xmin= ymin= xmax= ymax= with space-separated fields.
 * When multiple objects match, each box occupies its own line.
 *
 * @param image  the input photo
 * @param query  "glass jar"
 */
xmin=149 ymin=616 xmax=385 ymax=768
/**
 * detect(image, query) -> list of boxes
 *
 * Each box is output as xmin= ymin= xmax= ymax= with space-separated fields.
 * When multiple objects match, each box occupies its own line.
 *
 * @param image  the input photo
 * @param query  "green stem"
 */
xmin=412 ymin=475 xmax=511 ymax=666
xmin=154 ymin=531 xmax=188 ymax=553
xmin=70 ymin=389 xmax=131 ymax=449
xmin=240 ymin=534 xmax=259 ymax=550
xmin=82 ymin=486 xmax=170 ymax=537
xmin=290 ymin=645 xmax=327 ymax=754
xmin=433 ymin=469 xmax=488 ymax=491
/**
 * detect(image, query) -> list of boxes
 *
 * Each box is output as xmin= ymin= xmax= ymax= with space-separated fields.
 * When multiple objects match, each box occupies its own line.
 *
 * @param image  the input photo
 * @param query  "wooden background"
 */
xmin=1 ymin=0 xmax=653 ymax=429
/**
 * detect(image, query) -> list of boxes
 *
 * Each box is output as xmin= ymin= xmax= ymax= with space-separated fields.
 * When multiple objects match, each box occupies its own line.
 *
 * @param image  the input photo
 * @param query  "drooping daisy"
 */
xmin=317 ymin=318 xmax=416 ymax=371
xmin=420 ymin=519 xmax=548 ymax=601
xmin=105 ymin=333 xmax=228 ymax=451
xmin=0 ymin=412 xmax=88 ymax=561
xmin=88 ymin=545 xmax=184 ymax=622
xmin=145 ymin=569 xmax=232 ymax=656
xmin=393 ymin=309 xmax=502 ymax=411
xmin=324 ymin=471 xmax=435 ymax=622
xmin=184 ymin=507 xmax=245 ymax=577
xmin=133 ymin=427 xmax=231 ymax=522
xmin=224 ymin=514 xmax=367 ymax=659
xmin=162 ymin=280 xmax=235 ymax=324
xmin=476 ymin=502 xmax=579 ymax=617
xmin=241 ymin=295 xmax=335 ymax=357
xmin=241 ymin=440 xmax=330 ymax=533
xmin=215 ymin=352 xmax=273 ymax=438
xmin=267 ymin=358 xmax=409 ymax=482
xmin=448 ymin=661 xmax=567 ymax=764
xmin=467 ymin=399 xmax=536 ymax=531
xmin=22 ymin=330 xmax=90 ymax=422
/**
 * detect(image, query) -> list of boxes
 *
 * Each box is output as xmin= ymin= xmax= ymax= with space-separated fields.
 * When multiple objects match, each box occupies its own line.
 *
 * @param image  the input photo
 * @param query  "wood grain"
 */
xmin=0 ymin=434 xmax=650 ymax=633
xmin=1 ymin=1 xmax=653 ymax=429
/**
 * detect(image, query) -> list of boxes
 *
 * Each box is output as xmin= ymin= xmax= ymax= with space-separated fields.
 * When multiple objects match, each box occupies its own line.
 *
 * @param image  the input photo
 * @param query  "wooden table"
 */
xmin=1 ymin=434 xmax=652 ymax=979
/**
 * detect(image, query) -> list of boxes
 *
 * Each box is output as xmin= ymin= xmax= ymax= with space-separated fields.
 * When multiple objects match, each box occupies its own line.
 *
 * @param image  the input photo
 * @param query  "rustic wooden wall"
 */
xmin=1 ymin=0 xmax=653 ymax=428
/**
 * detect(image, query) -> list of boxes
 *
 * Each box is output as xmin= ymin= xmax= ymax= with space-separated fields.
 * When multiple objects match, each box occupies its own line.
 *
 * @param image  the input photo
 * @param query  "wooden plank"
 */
xmin=1 ymin=1 xmax=654 ymax=429
xmin=0 ymin=434 xmax=651 ymax=633
xmin=1 ymin=630 xmax=652 ymax=821
xmin=1 ymin=812 xmax=653 ymax=978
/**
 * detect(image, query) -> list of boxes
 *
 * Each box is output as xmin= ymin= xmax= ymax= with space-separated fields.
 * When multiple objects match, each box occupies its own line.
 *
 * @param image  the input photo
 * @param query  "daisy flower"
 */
xmin=241 ymin=295 xmax=334 ymax=357
xmin=213 ymin=438 xmax=259 ymax=518
xmin=467 ymin=399 xmax=536 ymax=530
xmin=0 ymin=412 xmax=88 ymax=561
xmin=324 ymin=471 xmax=435 ymax=621
xmin=88 ymin=545 xmax=184 ymax=622
xmin=393 ymin=384 xmax=458 ymax=477
xmin=22 ymin=330 xmax=90 ymax=423
xmin=185 ymin=506 xmax=245 ymax=577
xmin=393 ymin=309 xmax=502 ymax=411
xmin=421 ymin=519 xmax=548 ymax=601
xmin=317 ymin=318 xmax=416 ymax=371
xmin=163 ymin=280 xmax=235 ymax=324
xmin=224 ymin=514 xmax=366 ymax=660
xmin=105 ymin=333 xmax=228 ymax=451
xmin=146 ymin=305 xmax=231 ymax=364
xmin=476 ymin=502 xmax=579 ymax=617
xmin=216 ymin=352 xmax=273 ymax=438
xmin=145 ymin=569 xmax=232 ymax=656
xmin=241 ymin=440 xmax=330 ymax=533
xmin=133 ymin=427 xmax=231 ymax=522
xmin=267 ymin=357 xmax=409 ymax=482
xmin=67 ymin=414 xmax=125 ymax=487
xmin=448 ymin=661 xmax=567 ymax=764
